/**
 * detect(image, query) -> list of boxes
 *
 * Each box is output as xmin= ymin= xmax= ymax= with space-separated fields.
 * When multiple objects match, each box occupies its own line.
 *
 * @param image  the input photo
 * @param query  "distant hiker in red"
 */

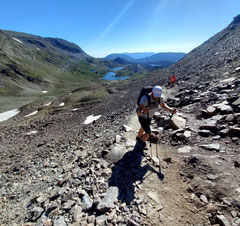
xmin=170 ymin=75 xmax=176 ymax=87
xmin=136 ymin=86 xmax=176 ymax=149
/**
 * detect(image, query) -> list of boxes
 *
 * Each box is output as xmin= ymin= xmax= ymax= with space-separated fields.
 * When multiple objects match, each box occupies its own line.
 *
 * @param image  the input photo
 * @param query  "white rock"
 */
xmin=26 ymin=130 xmax=38 ymax=135
xmin=123 ymin=125 xmax=133 ymax=132
xmin=178 ymin=146 xmax=192 ymax=153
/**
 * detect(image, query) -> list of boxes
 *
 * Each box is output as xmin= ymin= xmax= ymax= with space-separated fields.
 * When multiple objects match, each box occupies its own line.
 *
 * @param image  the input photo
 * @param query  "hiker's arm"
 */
xmin=137 ymin=104 xmax=149 ymax=116
xmin=160 ymin=102 xmax=176 ymax=114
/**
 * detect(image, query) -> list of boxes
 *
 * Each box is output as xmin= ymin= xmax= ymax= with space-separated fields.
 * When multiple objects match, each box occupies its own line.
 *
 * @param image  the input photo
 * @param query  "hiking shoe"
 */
xmin=136 ymin=136 xmax=142 ymax=142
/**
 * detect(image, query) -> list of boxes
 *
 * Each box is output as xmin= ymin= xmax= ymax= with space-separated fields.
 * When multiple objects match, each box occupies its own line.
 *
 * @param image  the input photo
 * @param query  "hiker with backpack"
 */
xmin=136 ymin=85 xmax=176 ymax=149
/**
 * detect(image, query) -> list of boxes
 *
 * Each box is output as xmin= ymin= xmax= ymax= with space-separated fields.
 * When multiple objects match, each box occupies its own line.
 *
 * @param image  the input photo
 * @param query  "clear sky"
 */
xmin=0 ymin=0 xmax=240 ymax=57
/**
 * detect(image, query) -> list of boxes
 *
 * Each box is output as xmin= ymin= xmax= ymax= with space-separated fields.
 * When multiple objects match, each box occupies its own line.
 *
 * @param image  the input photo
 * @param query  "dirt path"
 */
xmin=124 ymin=113 xmax=207 ymax=225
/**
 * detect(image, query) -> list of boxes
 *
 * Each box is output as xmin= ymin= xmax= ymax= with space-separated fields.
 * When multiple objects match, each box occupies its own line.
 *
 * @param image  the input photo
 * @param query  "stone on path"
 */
xmin=97 ymin=187 xmax=119 ymax=212
xmin=216 ymin=215 xmax=231 ymax=226
xmin=178 ymin=146 xmax=192 ymax=153
xmin=199 ymin=143 xmax=220 ymax=152
xmin=207 ymin=174 xmax=219 ymax=180
xmin=53 ymin=216 xmax=67 ymax=226
xmin=169 ymin=115 xmax=186 ymax=130
xmin=123 ymin=125 xmax=133 ymax=132
xmin=200 ymin=195 xmax=208 ymax=204
xmin=106 ymin=144 xmax=127 ymax=163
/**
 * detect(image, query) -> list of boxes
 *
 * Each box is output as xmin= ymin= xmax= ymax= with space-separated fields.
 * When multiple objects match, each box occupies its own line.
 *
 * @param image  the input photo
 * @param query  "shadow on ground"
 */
xmin=108 ymin=142 xmax=164 ymax=204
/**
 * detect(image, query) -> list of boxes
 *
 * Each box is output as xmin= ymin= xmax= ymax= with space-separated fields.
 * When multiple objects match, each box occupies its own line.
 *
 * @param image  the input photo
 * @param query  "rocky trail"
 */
xmin=0 ymin=70 xmax=240 ymax=226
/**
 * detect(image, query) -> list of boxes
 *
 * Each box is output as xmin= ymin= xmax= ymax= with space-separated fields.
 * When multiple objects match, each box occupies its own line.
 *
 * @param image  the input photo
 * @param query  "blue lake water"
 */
xmin=102 ymin=67 xmax=129 ymax=80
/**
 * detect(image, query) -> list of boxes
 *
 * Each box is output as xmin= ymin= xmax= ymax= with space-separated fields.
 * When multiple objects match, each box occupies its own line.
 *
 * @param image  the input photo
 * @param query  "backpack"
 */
xmin=137 ymin=86 xmax=153 ymax=106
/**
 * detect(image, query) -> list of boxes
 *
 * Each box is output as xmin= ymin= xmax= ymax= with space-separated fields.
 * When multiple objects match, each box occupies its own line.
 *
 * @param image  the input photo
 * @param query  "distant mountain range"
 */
xmin=105 ymin=52 xmax=186 ymax=66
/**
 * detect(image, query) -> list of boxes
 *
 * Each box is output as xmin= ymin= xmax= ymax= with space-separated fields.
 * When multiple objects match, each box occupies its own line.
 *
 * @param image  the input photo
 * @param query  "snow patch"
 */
xmin=72 ymin=108 xmax=79 ymax=111
xmin=37 ymin=48 xmax=40 ymax=50
xmin=44 ymin=102 xmax=52 ymax=106
xmin=0 ymin=109 xmax=19 ymax=122
xmin=24 ymin=111 xmax=38 ymax=118
xmin=41 ymin=91 xmax=48 ymax=93
xmin=26 ymin=130 xmax=38 ymax=135
xmin=236 ymin=67 xmax=240 ymax=71
xmin=12 ymin=37 xmax=22 ymax=44
xmin=83 ymin=115 xmax=102 ymax=125
xmin=220 ymin=77 xmax=235 ymax=83
xmin=59 ymin=103 xmax=65 ymax=107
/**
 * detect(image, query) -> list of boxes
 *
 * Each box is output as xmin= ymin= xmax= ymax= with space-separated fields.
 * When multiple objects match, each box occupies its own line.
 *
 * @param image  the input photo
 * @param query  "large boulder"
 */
xmin=106 ymin=144 xmax=127 ymax=163
xmin=97 ymin=187 xmax=119 ymax=213
xmin=169 ymin=115 xmax=186 ymax=130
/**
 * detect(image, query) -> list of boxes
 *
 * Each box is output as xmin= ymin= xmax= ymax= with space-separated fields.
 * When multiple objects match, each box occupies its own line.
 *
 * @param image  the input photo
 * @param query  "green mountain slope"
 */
xmin=0 ymin=29 xmax=115 ymax=96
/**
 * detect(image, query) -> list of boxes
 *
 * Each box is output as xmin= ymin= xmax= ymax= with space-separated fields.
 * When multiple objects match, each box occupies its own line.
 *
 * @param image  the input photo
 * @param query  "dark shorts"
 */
xmin=138 ymin=117 xmax=151 ymax=134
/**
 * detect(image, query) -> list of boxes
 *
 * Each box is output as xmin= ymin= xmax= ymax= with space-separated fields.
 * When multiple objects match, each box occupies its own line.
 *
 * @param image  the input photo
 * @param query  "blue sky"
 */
xmin=0 ymin=0 xmax=239 ymax=57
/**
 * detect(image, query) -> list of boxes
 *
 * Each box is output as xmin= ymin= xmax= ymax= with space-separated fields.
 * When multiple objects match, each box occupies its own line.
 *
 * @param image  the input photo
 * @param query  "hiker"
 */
xmin=136 ymin=86 xmax=176 ymax=148
xmin=170 ymin=75 xmax=176 ymax=87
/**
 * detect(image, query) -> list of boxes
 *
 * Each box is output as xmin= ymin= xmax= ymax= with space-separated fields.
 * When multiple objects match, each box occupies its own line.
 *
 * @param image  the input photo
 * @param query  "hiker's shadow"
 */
xmin=108 ymin=143 xmax=164 ymax=204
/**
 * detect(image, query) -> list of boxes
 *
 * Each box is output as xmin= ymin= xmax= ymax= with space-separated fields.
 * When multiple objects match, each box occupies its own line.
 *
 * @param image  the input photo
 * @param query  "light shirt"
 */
xmin=139 ymin=94 xmax=163 ymax=119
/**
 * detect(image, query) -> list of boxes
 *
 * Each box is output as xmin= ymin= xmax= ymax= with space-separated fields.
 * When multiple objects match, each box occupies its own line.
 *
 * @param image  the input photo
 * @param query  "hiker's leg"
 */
xmin=142 ymin=133 xmax=150 ymax=142
xmin=137 ymin=127 xmax=144 ymax=138
xmin=141 ymin=118 xmax=151 ymax=142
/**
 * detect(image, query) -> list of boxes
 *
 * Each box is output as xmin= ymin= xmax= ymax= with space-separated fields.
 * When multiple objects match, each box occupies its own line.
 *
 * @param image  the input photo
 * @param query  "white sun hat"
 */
xmin=152 ymin=86 xmax=162 ymax=97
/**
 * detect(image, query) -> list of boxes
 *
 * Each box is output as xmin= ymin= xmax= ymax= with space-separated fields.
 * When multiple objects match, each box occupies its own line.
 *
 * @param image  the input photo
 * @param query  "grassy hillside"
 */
xmin=0 ymin=30 xmax=121 ymax=112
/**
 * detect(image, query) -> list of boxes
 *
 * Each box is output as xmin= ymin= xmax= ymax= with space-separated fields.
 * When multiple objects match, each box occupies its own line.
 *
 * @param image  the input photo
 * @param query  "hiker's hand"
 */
xmin=171 ymin=109 xmax=177 ymax=114
xmin=143 ymin=107 xmax=150 ymax=114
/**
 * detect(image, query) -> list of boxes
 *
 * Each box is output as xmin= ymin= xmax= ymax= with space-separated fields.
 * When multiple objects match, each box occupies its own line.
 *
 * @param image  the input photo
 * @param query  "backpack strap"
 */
xmin=146 ymin=94 xmax=151 ymax=107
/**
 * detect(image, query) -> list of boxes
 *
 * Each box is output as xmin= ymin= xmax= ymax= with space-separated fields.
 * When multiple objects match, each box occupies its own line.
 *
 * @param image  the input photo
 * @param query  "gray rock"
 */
xmin=169 ymin=115 xmax=186 ymax=130
xmin=225 ymin=114 xmax=235 ymax=122
xmin=178 ymin=146 xmax=192 ymax=153
xmin=213 ymin=102 xmax=233 ymax=114
xmin=123 ymin=125 xmax=133 ymax=132
xmin=96 ymin=215 xmax=107 ymax=226
xmin=206 ymin=106 xmax=217 ymax=116
xmin=53 ymin=216 xmax=67 ymax=226
xmin=229 ymin=127 xmax=240 ymax=136
xmin=199 ymin=124 xmax=218 ymax=133
xmin=232 ymin=97 xmax=240 ymax=106
xmin=97 ymin=186 xmax=118 ymax=212
xmin=35 ymin=213 xmax=51 ymax=226
xmin=73 ymin=205 xmax=82 ymax=222
xmin=115 ymin=135 xmax=121 ymax=143
xmin=183 ymin=130 xmax=191 ymax=138
xmin=87 ymin=215 xmax=96 ymax=224
xmin=199 ymin=143 xmax=220 ymax=151
xmin=216 ymin=215 xmax=231 ymax=226
xmin=200 ymin=195 xmax=208 ymax=204
xmin=62 ymin=200 xmax=76 ymax=211
xmin=106 ymin=144 xmax=127 ymax=163
xmin=198 ymin=130 xmax=211 ymax=137
xmin=207 ymin=174 xmax=219 ymax=180
xmin=219 ymin=128 xmax=229 ymax=137
xmin=29 ymin=207 xmax=44 ymax=222
xmin=82 ymin=195 xmax=93 ymax=210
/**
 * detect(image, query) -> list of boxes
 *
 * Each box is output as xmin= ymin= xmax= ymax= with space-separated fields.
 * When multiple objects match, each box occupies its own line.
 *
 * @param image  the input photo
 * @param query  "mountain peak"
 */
xmin=230 ymin=15 xmax=240 ymax=25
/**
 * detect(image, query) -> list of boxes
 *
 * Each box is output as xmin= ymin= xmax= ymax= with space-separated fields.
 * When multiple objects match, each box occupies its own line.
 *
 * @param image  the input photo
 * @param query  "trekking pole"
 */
xmin=150 ymin=139 xmax=153 ymax=165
